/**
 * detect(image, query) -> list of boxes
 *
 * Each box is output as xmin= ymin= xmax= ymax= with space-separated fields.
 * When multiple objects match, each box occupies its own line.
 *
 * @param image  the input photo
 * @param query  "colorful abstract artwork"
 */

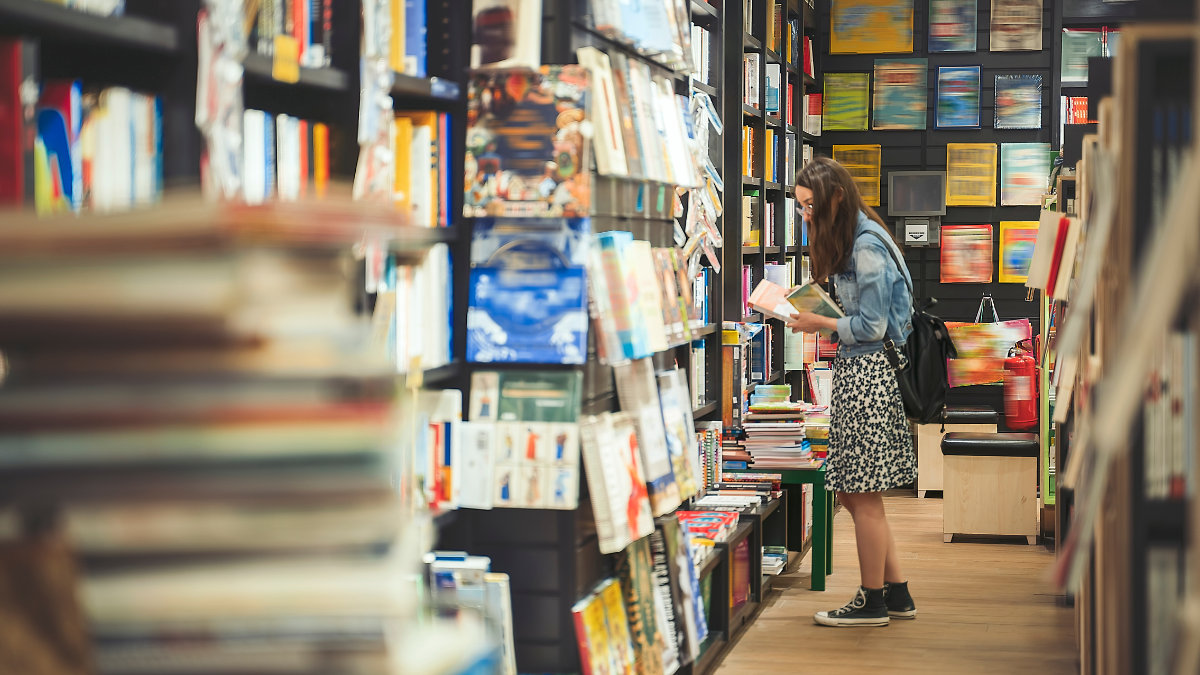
xmin=872 ymin=59 xmax=927 ymax=130
xmin=994 ymin=75 xmax=1042 ymax=129
xmin=823 ymin=72 xmax=870 ymax=131
xmin=936 ymin=66 xmax=980 ymax=129
xmin=830 ymin=0 xmax=914 ymax=54
xmin=999 ymin=220 xmax=1040 ymax=283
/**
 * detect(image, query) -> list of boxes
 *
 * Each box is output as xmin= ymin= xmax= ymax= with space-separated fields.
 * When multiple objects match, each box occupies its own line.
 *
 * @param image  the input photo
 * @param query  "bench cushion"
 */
xmin=941 ymin=432 xmax=1039 ymax=457
xmin=941 ymin=406 xmax=999 ymax=425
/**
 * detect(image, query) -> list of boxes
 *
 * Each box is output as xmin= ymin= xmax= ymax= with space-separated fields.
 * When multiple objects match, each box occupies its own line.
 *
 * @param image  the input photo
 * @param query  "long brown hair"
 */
xmin=796 ymin=156 xmax=892 ymax=282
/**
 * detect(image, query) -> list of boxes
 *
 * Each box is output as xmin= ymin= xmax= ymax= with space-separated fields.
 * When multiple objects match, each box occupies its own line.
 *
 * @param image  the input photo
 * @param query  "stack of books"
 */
xmin=721 ymin=430 xmax=753 ymax=470
xmin=805 ymin=405 xmax=832 ymax=458
xmin=0 ymin=199 xmax=442 ymax=673
xmin=678 ymin=511 xmax=740 ymax=565
xmin=763 ymin=546 xmax=788 ymax=575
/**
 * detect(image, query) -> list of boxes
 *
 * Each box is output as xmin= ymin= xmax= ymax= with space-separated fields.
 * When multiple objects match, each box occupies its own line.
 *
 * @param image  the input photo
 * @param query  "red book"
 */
xmin=787 ymin=82 xmax=794 ymax=126
xmin=803 ymin=36 xmax=813 ymax=76
xmin=1045 ymin=216 xmax=1071 ymax=295
xmin=0 ymin=39 xmax=36 ymax=206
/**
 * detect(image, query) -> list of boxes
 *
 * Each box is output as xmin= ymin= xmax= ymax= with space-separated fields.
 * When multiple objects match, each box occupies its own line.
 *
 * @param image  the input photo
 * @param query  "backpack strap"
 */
xmin=857 ymin=228 xmax=913 ymax=371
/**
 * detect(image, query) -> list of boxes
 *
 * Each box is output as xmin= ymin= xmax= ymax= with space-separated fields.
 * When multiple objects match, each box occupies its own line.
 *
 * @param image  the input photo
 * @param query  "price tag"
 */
xmin=272 ymin=35 xmax=300 ymax=84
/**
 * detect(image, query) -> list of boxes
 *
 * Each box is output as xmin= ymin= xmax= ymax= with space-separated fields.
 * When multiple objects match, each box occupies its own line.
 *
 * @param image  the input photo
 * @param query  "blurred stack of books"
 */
xmin=0 ymin=198 xmax=463 ymax=674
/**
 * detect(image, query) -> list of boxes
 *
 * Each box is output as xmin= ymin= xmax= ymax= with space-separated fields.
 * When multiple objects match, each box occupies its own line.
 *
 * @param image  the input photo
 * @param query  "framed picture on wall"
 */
xmin=929 ymin=0 xmax=977 ymax=52
xmin=936 ymin=66 xmax=981 ymax=129
xmin=872 ymin=59 xmax=928 ymax=130
xmin=946 ymin=143 xmax=998 ymax=206
xmin=998 ymin=221 xmax=1040 ymax=283
xmin=990 ymin=0 xmax=1043 ymax=51
xmin=823 ymin=73 xmax=870 ymax=131
xmin=830 ymin=0 xmax=914 ymax=54
xmin=1000 ymin=142 xmax=1054 ymax=205
xmin=941 ymin=224 xmax=993 ymax=283
xmin=994 ymin=75 xmax=1042 ymax=129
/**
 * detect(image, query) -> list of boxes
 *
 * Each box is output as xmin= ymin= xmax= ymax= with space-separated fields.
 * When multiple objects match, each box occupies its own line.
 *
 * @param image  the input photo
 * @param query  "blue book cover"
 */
xmin=405 ymin=0 xmax=426 ymax=77
xmin=722 ymin=460 xmax=748 ymax=470
xmin=467 ymin=219 xmax=591 ymax=364
xmin=617 ymin=0 xmax=675 ymax=53
xmin=749 ymin=328 xmax=767 ymax=381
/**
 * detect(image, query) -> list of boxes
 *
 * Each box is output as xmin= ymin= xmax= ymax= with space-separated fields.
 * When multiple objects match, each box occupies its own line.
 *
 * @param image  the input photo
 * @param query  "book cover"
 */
xmin=628 ymin=240 xmax=670 ymax=353
xmin=656 ymin=369 xmax=700 ymax=500
xmin=596 ymin=230 xmax=650 ymax=360
xmin=614 ymin=359 xmax=681 ymax=517
xmin=467 ymin=217 xmax=590 ymax=364
xmin=936 ymin=66 xmax=981 ymax=129
xmin=940 ymin=224 xmax=993 ymax=283
xmin=599 ymin=578 xmax=638 ymax=675
xmin=647 ymin=527 xmax=682 ymax=675
xmin=465 ymin=66 xmax=590 ymax=218
xmin=581 ymin=413 xmax=654 ymax=554
xmin=484 ymin=573 xmax=518 ymax=675
xmin=607 ymin=52 xmax=645 ymax=179
xmin=577 ymin=47 xmax=629 ymax=177
xmin=994 ymin=74 xmax=1042 ymax=129
xmin=615 ymin=537 xmax=667 ymax=675
xmin=748 ymin=278 xmax=796 ymax=322
xmin=786 ymin=282 xmax=844 ymax=338
xmin=471 ymin=370 xmax=581 ymax=509
xmin=572 ymin=590 xmax=613 ymax=675
xmin=404 ymin=0 xmax=427 ymax=76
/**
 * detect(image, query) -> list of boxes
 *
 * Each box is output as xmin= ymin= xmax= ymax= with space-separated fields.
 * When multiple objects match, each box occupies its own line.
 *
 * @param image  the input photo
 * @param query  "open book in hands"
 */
xmin=748 ymin=278 xmax=843 ymax=337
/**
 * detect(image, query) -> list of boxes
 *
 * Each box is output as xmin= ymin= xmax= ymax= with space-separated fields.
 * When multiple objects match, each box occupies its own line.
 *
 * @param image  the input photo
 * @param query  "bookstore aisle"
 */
xmin=717 ymin=494 xmax=1077 ymax=675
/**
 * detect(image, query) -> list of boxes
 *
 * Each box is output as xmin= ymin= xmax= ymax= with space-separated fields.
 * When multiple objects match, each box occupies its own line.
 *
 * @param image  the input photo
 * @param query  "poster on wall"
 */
xmin=830 ymin=0 xmax=914 ymax=54
xmin=990 ymin=0 xmax=1043 ymax=51
xmin=936 ymin=66 xmax=981 ymax=129
xmin=1061 ymin=28 xmax=1105 ymax=86
xmin=832 ymin=145 xmax=882 ymax=206
xmin=1000 ymin=142 xmax=1053 ymax=205
xmin=998 ymin=221 xmax=1040 ymax=283
xmin=872 ymin=59 xmax=928 ymax=130
xmin=994 ymin=75 xmax=1042 ymax=129
xmin=823 ymin=73 xmax=870 ymax=131
xmin=946 ymin=143 xmax=997 ymax=207
xmin=929 ymin=0 xmax=977 ymax=52
xmin=941 ymin=224 xmax=993 ymax=283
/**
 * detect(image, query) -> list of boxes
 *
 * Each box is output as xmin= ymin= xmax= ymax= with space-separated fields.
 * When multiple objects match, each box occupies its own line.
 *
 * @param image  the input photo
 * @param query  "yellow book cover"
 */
xmin=389 ymin=0 xmax=406 ymax=74
xmin=599 ymin=580 xmax=636 ymax=675
xmin=393 ymin=117 xmax=413 ymax=215
xmin=313 ymin=123 xmax=329 ymax=198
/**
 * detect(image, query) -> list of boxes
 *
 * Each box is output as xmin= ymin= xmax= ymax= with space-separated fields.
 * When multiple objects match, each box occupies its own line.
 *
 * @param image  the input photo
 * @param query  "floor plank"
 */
xmin=715 ymin=492 xmax=1077 ymax=675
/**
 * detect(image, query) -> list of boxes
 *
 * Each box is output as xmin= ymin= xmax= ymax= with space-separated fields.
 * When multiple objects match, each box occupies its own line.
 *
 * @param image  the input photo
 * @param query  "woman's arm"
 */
xmin=786 ymin=312 xmax=838 ymax=334
xmin=834 ymin=244 xmax=891 ymax=345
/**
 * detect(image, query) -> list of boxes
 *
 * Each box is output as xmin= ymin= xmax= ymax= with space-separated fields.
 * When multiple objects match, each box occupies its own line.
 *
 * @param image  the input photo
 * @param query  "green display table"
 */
xmin=729 ymin=465 xmax=833 ymax=591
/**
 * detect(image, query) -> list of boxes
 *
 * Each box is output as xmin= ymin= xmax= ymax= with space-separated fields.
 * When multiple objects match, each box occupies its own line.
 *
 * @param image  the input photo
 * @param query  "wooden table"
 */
xmin=730 ymin=465 xmax=833 ymax=591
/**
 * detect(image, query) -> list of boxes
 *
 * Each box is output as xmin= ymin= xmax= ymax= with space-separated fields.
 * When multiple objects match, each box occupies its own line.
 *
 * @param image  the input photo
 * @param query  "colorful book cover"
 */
xmin=615 ymin=537 xmax=667 ymax=675
xmin=935 ymin=66 xmax=980 ymax=129
xmin=830 ymin=0 xmax=913 ymax=54
xmin=596 ymin=230 xmax=650 ymax=360
xmin=468 ymin=218 xmax=590 ymax=364
xmin=465 ymin=66 xmax=590 ymax=218
xmin=1000 ymin=143 xmax=1052 ymax=206
xmin=471 ymin=370 xmax=582 ymax=510
xmin=581 ymin=413 xmax=655 ymax=554
xmin=928 ymin=0 xmax=976 ymax=52
xmin=471 ymin=0 xmax=541 ymax=70
xmin=994 ymin=75 xmax=1041 ymax=129
xmin=822 ymin=73 xmax=869 ymax=131
xmin=656 ymin=369 xmax=700 ymax=500
xmin=404 ymin=0 xmax=427 ymax=76
xmin=599 ymin=579 xmax=638 ymax=675
xmin=872 ymin=59 xmax=927 ymax=130
xmin=748 ymin=278 xmax=795 ymax=322
xmin=614 ymin=359 xmax=681 ymax=517
xmin=832 ymin=144 xmax=882 ymax=206
xmin=572 ymin=591 xmax=615 ymax=675
xmin=785 ymin=282 xmax=844 ymax=338
xmin=940 ymin=224 xmax=993 ymax=283
xmin=647 ymin=527 xmax=682 ymax=674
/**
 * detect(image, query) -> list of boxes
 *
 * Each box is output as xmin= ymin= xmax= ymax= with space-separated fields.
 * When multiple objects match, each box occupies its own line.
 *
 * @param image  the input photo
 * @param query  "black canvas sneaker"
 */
xmin=813 ymin=586 xmax=890 ymax=627
xmin=883 ymin=580 xmax=917 ymax=619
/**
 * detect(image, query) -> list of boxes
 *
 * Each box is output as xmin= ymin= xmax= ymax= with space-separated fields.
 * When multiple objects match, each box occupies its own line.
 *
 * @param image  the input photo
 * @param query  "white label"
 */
xmin=1010 ymin=375 xmax=1033 ymax=400
xmin=905 ymin=223 xmax=929 ymax=243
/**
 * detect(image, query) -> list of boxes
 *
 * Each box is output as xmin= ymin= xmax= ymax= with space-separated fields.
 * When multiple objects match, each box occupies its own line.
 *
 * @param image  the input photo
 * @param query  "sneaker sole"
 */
xmin=813 ymin=614 xmax=890 ymax=627
xmin=889 ymin=609 xmax=917 ymax=619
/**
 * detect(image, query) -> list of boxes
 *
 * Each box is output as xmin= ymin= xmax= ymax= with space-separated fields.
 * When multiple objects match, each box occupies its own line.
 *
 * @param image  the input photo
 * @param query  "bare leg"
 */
xmin=838 ymin=492 xmax=898 ymax=589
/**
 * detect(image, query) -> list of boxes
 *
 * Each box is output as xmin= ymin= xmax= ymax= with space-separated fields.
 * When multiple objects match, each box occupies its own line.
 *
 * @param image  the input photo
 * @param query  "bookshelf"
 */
xmin=1060 ymin=21 xmax=1196 ymax=675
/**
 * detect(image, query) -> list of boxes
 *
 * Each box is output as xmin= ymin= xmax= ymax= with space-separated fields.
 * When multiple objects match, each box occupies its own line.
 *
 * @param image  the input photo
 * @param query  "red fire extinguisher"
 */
xmin=1004 ymin=338 xmax=1038 ymax=430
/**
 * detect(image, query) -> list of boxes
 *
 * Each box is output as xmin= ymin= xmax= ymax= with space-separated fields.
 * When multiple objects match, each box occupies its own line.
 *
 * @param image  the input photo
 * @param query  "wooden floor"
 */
xmin=716 ymin=492 xmax=1077 ymax=675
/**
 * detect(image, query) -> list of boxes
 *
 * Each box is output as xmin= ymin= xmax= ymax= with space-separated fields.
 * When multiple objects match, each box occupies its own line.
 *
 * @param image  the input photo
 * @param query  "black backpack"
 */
xmin=859 ymin=229 xmax=958 ymax=424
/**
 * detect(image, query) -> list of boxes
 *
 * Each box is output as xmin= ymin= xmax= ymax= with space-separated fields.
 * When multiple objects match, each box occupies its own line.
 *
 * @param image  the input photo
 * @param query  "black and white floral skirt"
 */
xmin=824 ymin=350 xmax=916 ymax=494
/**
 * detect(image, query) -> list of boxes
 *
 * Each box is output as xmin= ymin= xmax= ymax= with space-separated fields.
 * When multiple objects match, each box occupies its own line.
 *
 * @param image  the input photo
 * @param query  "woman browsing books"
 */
xmin=787 ymin=157 xmax=917 ymax=627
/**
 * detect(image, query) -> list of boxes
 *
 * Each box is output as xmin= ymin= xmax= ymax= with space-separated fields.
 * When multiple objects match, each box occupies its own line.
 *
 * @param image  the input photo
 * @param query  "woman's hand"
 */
xmin=786 ymin=312 xmax=838 ymax=334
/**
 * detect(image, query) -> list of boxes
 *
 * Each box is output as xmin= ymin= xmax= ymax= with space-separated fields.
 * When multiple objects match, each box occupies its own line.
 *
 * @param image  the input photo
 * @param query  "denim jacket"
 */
xmin=831 ymin=210 xmax=914 ymax=358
